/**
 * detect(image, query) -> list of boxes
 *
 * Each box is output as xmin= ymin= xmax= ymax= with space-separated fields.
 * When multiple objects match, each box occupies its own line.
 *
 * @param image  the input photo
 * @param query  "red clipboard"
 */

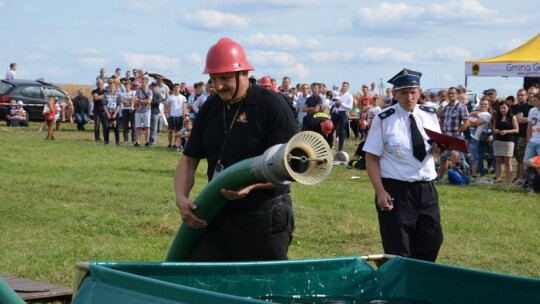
xmin=424 ymin=128 xmax=469 ymax=154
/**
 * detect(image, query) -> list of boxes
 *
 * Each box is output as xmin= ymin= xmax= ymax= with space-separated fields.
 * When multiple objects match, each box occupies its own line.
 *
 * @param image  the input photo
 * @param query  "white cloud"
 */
xmin=495 ymin=38 xmax=527 ymax=53
xmin=288 ymin=63 xmax=310 ymax=79
xmin=351 ymin=0 xmax=515 ymax=33
xmin=249 ymin=50 xmax=298 ymax=67
xmin=243 ymin=33 xmax=299 ymax=49
xmin=124 ymin=0 xmax=169 ymax=13
xmin=332 ymin=19 xmax=353 ymax=33
xmin=428 ymin=0 xmax=493 ymax=20
xmin=268 ymin=64 xmax=310 ymax=81
xmin=441 ymin=74 xmax=454 ymax=83
xmin=242 ymin=33 xmax=321 ymax=50
xmin=304 ymin=38 xmax=321 ymax=49
xmin=183 ymin=53 xmax=202 ymax=66
xmin=308 ymin=51 xmax=356 ymax=64
xmin=121 ymin=53 xmax=181 ymax=71
xmin=429 ymin=46 xmax=472 ymax=61
xmin=0 ymin=2 xmax=5 ymax=10
xmin=357 ymin=2 xmax=424 ymax=28
xmin=79 ymin=48 xmax=100 ymax=55
xmin=359 ymin=48 xmax=415 ymax=63
xmin=180 ymin=10 xmax=249 ymax=31
xmin=76 ymin=57 xmax=108 ymax=68
xmin=263 ymin=0 xmax=321 ymax=5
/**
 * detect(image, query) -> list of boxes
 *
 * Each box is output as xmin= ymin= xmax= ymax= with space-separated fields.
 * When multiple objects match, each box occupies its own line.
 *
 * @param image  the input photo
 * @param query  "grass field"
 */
xmin=0 ymin=122 xmax=539 ymax=297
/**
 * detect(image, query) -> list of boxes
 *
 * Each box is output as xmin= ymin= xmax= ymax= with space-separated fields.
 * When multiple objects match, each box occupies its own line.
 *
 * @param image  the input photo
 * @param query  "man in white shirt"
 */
xmin=331 ymin=81 xmax=353 ymax=151
xmin=165 ymin=83 xmax=188 ymax=148
xmin=295 ymin=83 xmax=309 ymax=130
xmin=5 ymin=63 xmax=16 ymax=80
xmin=369 ymin=81 xmax=378 ymax=98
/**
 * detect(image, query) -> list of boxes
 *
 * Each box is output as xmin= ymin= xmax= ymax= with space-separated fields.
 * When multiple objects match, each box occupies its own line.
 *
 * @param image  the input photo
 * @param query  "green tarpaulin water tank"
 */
xmin=72 ymin=256 xmax=539 ymax=304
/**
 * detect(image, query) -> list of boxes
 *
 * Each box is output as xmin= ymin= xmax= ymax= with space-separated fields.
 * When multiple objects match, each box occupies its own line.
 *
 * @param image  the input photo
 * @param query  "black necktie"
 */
xmin=410 ymin=114 xmax=426 ymax=162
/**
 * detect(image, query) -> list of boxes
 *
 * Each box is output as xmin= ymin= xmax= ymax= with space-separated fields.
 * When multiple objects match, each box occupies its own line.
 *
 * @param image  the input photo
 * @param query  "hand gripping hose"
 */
xmin=166 ymin=131 xmax=333 ymax=261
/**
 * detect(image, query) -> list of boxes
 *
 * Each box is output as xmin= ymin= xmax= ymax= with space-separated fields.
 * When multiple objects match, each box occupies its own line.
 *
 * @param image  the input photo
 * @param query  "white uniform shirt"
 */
xmin=363 ymin=103 xmax=441 ymax=182
xmin=166 ymin=93 xmax=187 ymax=117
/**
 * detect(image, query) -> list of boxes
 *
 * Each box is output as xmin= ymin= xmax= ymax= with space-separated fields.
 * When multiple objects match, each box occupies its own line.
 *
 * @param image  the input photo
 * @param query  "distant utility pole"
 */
xmin=378 ymin=78 xmax=385 ymax=97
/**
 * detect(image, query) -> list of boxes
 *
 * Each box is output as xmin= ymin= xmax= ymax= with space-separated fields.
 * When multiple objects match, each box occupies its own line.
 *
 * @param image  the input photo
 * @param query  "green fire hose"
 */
xmin=166 ymin=131 xmax=333 ymax=261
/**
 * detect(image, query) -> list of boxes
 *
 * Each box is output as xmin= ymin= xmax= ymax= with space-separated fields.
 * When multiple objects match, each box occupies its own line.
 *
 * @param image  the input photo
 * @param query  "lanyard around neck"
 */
xmin=216 ymin=100 xmax=245 ymax=166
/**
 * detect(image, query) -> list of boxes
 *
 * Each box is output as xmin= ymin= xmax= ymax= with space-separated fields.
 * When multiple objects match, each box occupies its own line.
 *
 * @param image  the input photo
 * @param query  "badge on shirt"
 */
xmin=236 ymin=112 xmax=248 ymax=123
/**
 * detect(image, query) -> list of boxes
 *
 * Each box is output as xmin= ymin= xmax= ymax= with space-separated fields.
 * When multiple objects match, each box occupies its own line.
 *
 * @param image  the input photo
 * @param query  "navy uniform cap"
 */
xmin=387 ymin=68 xmax=422 ymax=90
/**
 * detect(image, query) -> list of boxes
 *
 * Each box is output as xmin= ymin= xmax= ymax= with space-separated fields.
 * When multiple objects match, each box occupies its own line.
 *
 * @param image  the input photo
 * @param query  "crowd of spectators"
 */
xmin=5 ymin=64 xmax=538 ymax=194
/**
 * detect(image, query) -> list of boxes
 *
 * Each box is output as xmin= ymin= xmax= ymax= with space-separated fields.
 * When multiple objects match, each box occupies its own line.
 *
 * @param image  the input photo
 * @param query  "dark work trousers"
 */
xmin=122 ymin=109 xmax=136 ymax=143
xmin=331 ymin=111 xmax=348 ymax=151
xmin=376 ymin=178 xmax=443 ymax=262
xmin=187 ymin=194 xmax=294 ymax=262
xmin=93 ymin=111 xmax=105 ymax=141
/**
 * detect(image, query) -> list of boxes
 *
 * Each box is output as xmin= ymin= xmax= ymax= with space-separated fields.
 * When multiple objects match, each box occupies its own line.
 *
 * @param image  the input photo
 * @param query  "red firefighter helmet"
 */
xmin=259 ymin=76 xmax=272 ymax=88
xmin=320 ymin=119 xmax=334 ymax=134
xmin=203 ymin=37 xmax=254 ymax=74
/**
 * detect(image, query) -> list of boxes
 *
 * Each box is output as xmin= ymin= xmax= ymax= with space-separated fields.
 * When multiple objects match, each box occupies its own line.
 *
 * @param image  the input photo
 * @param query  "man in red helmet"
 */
xmin=259 ymin=76 xmax=272 ymax=89
xmin=174 ymin=37 xmax=298 ymax=261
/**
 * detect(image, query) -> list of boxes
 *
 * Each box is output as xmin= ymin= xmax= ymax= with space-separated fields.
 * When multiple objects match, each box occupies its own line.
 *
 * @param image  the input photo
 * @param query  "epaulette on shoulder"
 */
xmin=313 ymin=112 xmax=330 ymax=119
xmin=419 ymin=105 xmax=436 ymax=114
xmin=378 ymin=108 xmax=395 ymax=120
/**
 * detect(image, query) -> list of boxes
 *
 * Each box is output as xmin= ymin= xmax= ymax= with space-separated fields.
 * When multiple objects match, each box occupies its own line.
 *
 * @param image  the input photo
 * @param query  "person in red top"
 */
xmin=43 ymin=96 xmax=58 ymax=140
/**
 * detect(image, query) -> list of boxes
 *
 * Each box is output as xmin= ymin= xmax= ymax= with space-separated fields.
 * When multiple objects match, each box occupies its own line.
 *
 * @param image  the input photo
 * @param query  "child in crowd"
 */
xmin=366 ymin=97 xmax=381 ymax=129
xmin=175 ymin=119 xmax=192 ymax=151
xmin=42 ymin=96 xmax=58 ymax=140
xmin=524 ymin=155 xmax=540 ymax=195
xmin=6 ymin=99 xmax=17 ymax=126
xmin=447 ymin=150 xmax=471 ymax=185
xmin=7 ymin=100 xmax=29 ymax=127
xmin=359 ymin=113 xmax=368 ymax=141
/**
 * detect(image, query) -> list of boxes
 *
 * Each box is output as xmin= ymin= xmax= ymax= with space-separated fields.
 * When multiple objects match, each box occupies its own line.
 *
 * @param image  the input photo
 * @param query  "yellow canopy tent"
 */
xmin=465 ymin=33 xmax=540 ymax=79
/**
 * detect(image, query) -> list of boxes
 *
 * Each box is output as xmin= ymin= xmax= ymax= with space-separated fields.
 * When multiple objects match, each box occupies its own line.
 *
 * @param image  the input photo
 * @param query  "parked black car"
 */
xmin=0 ymin=79 xmax=67 ymax=121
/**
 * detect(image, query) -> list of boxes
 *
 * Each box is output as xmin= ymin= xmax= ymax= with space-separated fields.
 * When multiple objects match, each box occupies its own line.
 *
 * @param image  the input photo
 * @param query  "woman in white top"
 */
xmin=121 ymin=81 xmax=137 ymax=143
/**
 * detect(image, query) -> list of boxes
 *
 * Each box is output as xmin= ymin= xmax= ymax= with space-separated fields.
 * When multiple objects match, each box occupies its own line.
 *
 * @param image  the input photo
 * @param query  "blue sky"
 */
xmin=1 ymin=0 xmax=538 ymax=98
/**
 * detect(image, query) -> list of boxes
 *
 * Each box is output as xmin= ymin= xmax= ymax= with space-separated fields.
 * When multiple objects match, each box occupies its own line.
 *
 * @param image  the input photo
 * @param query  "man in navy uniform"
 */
xmin=363 ymin=68 xmax=443 ymax=262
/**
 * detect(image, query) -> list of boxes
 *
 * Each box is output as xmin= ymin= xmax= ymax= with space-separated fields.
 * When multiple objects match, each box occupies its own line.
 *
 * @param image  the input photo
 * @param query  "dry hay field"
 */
xmin=58 ymin=84 xmax=93 ymax=96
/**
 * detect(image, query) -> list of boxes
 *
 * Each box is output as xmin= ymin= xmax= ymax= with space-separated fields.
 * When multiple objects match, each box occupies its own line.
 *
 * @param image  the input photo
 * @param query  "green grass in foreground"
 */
xmin=0 ymin=123 xmax=539 ymax=294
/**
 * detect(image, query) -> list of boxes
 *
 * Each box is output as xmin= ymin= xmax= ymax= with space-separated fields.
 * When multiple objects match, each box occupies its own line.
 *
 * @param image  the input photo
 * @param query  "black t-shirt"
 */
xmin=512 ymin=103 xmax=533 ymax=138
xmin=184 ymin=85 xmax=298 ymax=205
xmin=91 ymin=88 xmax=105 ymax=113
xmin=494 ymin=118 xmax=515 ymax=142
